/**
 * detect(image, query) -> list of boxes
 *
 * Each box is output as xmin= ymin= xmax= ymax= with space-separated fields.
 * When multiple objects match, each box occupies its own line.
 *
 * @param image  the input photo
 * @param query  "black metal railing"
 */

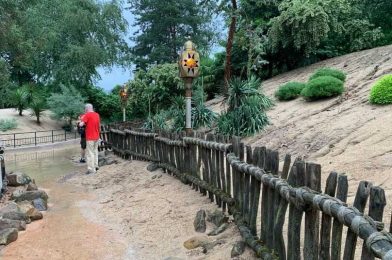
xmin=0 ymin=129 xmax=78 ymax=148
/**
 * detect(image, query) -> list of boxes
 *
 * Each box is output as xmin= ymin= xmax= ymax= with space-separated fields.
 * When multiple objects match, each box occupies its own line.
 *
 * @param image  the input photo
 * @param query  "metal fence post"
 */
xmin=13 ymin=134 xmax=15 ymax=148
xmin=34 ymin=132 xmax=37 ymax=146
xmin=65 ymin=130 xmax=67 ymax=141
xmin=52 ymin=130 xmax=54 ymax=143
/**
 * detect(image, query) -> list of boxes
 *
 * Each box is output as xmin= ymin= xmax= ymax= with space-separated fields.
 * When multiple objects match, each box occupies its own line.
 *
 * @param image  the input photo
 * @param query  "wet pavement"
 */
xmin=0 ymin=146 xmax=131 ymax=260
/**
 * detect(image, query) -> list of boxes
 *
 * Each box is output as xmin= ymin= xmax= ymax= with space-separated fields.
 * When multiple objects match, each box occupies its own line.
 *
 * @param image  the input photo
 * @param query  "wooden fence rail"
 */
xmin=101 ymin=125 xmax=392 ymax=260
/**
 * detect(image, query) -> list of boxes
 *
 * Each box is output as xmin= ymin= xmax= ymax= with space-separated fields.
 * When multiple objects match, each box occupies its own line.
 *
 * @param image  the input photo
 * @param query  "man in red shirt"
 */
xmin=79 ymin=104 xmax=101 ymax=174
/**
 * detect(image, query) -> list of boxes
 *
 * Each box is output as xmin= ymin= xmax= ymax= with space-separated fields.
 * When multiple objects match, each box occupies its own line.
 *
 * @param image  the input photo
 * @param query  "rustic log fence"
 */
xmin=101 ymin=125 xmax=392 ymax=260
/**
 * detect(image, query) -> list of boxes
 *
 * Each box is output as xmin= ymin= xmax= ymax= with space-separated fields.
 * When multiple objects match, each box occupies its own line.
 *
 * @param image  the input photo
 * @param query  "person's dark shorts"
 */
xmin=80 ymin=138 xmax=86 ymax=149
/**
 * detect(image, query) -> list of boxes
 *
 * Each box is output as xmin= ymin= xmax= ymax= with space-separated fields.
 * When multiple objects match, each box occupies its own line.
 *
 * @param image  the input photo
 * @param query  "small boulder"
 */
xmin=194 ymin=210 xmax=206 ymax=233
xmin=0 ymin=228 xmax=18 ymax=245
xmin=231 ymin=241 xmax=246 ymax=257
xmin=27 ymin=208 xmax=43 ymax=221
xmin=17 ymin=201 xmax=34 ymax=214
xmin=207 ymin=210 xmax=228 ymax=227
xmin=32 ymin=198 xmax=48 ymax=211
xmin=0 ymin=203 xmax=30 ymax=223
xmin=202 ymin=239 xmax=226 ymax=254
xmin=6 ymin=172 xmax=31 ymax=187
xmin=147 ymin=163 xmax=159 ymax=172
xmin=183 ymin=236 xmax=209 ymax=250
xmin=0 ymin=219 xmax=26 ymax=231
xmin=207 ymin=223 xmax=229 ymax=236
xmin=26 ymin=182 xmax=38 ymax=191
xmin=12 ymin=190 xmax=48 ymax=203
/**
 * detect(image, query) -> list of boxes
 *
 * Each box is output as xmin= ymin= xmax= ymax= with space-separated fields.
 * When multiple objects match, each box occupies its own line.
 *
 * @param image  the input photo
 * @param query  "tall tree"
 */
xmin=0 ymin=0 xmax=130 ymax=88
xmin=223 ymin=0 xmax=237 ymax=94
xmin=129 ymin=0 xmax=216 ymax=70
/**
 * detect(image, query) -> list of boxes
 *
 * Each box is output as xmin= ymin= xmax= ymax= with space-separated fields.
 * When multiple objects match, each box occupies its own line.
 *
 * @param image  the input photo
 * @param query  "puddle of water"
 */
xmin=0 ymin=147 xmax=132 ymax=260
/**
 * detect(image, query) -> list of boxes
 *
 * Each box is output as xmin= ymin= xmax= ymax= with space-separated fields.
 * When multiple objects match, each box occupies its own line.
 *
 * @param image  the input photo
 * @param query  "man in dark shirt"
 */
xmin=77 ymin=115 xmax=86 ymax=163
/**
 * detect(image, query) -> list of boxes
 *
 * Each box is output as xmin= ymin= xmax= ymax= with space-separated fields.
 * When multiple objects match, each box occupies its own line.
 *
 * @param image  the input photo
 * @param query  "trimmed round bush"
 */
xmin=369 ymin=74 xmax=392 ymax=105
xmin=275 ymin=82 xmax=306 ymax=101
xmin=301 ymin=76 xmax=344 ymax=101
xmin=309 ymin=67 xmax=346 ymax=82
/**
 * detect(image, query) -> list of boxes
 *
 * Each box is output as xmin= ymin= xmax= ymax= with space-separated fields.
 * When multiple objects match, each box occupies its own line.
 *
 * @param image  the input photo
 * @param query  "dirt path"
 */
xmin=0 ymin=147 xmax=133 ymax=260
xmin=0 ymin=146 xmax=253 ymax=259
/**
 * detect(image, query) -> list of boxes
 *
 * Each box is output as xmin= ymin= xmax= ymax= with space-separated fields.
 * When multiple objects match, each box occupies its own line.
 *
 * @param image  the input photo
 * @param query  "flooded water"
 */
xmin=0 ymin=146 xmax=131 ymax=260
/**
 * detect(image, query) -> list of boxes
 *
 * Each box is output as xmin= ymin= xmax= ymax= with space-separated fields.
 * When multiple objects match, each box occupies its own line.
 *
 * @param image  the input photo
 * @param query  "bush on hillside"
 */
xmin=309 ymin=67 xmax=346 ymax=82
xmin=0 ymin=118 xmax=17 ymax=132
xmin=369 ymin=75 xmax=392 ymax=104
xmin=275 ymin=82 xmax=307 ymax=101
xmin=301 ymin=76 xmax=344 ymax=100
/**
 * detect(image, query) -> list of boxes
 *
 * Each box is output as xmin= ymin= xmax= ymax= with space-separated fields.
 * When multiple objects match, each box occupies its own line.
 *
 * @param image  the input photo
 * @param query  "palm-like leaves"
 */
xmin=218 ymin=76 xmax=273 ymax=136
xmin=29 ymin=95 xmax=47 ymax=124
xmin=10 ymin=88 xmax=29 ymax=116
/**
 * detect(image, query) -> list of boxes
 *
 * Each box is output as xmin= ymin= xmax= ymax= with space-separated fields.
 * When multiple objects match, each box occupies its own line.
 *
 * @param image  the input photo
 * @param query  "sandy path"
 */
xmin=67 ymin=157 xmax=257 ymax=260
xmin=0 ymin=147 xmax=132 ymax=260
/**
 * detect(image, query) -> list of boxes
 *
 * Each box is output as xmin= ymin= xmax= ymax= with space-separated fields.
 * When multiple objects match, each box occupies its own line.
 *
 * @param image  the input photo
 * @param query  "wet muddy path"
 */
xmin=0 ymin=147 xmax=132 ymax=260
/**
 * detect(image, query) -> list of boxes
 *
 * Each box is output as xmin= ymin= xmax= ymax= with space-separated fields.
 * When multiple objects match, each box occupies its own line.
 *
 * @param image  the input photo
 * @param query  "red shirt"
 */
xmin=82 ymin=112 xmax=100 ymax=141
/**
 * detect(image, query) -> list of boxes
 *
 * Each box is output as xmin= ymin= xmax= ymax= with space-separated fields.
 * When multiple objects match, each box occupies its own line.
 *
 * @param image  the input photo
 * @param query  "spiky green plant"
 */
xmin=217 ymin=76 xmax=273 ymax=136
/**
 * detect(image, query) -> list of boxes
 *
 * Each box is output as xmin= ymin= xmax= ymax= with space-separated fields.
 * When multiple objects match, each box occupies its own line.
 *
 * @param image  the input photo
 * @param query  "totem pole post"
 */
xmin=179 ymin=40 xmax=200 ymax=134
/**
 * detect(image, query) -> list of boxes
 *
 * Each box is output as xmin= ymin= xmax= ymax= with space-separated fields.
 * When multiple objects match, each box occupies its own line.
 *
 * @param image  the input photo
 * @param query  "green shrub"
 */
xmin=0 ymin=119 xmax=17 ymax=132
xmin=301 ymin=76 xmax=344 ymax=100
xmin=309 ymin=67 xmax=346 ymax=82
xmin=369 ymin=75 xmax=392 ymax=104
xmin=275 ymin=82 xmax=306 ymax=101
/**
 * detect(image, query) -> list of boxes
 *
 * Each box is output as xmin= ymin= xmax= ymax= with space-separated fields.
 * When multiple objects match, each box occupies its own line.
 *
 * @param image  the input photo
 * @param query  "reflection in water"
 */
xmin=5 ymin=147 xmax=80 ymax=185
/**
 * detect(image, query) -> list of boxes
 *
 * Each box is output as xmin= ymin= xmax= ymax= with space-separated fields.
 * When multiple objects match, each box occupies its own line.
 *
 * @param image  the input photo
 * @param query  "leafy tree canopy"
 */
xmin=129 ymin=0 xmax=217 ymax=69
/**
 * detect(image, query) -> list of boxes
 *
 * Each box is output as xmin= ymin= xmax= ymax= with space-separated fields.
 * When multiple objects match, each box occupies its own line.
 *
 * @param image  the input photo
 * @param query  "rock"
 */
xmin=147 ymin=163 xmax=159 ymax=172
xmin=17 ymin=201 xmax=34 ymax=214
xmin=6 ymin=172 xmax=31 ymax=187
xmin=207 ymin=210 xmax=228 ymax=227
xmin=194 ymin=210 xmax=206 ymax=233
xmin=12 ymin=190 xmax=48 ymax=203
xmin=104 ymin=150 xmax=113 ymax=156
xmin=183 ymin=236 xmax=209 ymax=250
xmin=0 ymin=203 xmax=30 ymax=223
xmin=105 ymin=158 xmax=117 ymax=165
xmin=0 ymin=219 xmax=26 ymax=231
xmin=231 ymin=241 xmax=246 ymax=257
xmin=98 ymin=151 xmax=106 ymax=159
xmin=202 ymin=240 xmax=226 ymax=254
xmin=163 ymin=257 xmax=184 ymax=260
xmin=26 ymin=182 xmax=38 ymax=191
xmin=32 ymin=198 xmax=48 ymax=211
xmin=0 ymin=228 xmax=18 ymax=245
xmin=27 ymin=208 xmax=43 ymax=221
xmin=208 ymin=223 xmax=229 ymax=236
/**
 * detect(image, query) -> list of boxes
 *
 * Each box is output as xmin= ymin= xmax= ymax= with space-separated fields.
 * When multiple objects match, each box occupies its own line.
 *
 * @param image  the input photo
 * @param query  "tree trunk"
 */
xmin=37 ymin=114 xmax=40 ymax=124
xmin=224 ymin=0 xmax=238 ymax=95
xmin=18 ymin=108 xmax=22 ymax=116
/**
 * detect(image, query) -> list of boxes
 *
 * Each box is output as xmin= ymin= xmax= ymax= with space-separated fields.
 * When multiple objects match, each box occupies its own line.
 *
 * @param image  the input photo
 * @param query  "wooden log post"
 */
xmin=232 ymin=136 xmax=243 ymax=211
xmin=331 ymin=174 xmax=349 ymax=260
xmin=361 ymin=186 xmax=386 ymax=260
xmin=343 ymin=181 xmax=372 ymax=260
xmin=304 ymin=163 xmax=322 ymax=260
xmin=319 ymin=171 xmax=338 ymax=260
xmin=225 ymin=136 xmax=232 ymax=200
xmin=249 ymin=147 xmax=263 ymax=236
xmin=287 ymin=160 xmax=306 ymax=260
xmin=273 ymin=155 xmax=295 ymax=260
xmin=245 ymin=145 xmax=252 ymax=226
xmin=259 ymin=147 xmax=268 ymax=243
xmin=218 ymin=135 xmax=227 ymax=211
xmin=206 ymin=134 xmax=215 ymax=202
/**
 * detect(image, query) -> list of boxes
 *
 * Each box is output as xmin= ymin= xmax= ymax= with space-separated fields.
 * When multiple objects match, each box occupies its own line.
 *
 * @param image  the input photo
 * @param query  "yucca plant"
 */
xmin=9 ymin=87 xmax=28 ymax=116
xmin=29 ymin=95 xmax=47 ymax=124
xmin=217 ymin=76 xmax=273 ymax=136
xmin=192 ymin=85 xmax=217 ymax=129
xmin=143 ymin=111 xmax=169 ymax=131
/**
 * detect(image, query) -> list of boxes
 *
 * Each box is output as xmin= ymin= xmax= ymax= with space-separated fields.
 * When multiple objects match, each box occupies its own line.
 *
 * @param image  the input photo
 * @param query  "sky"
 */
xmin=95 ymin=6 xmax=135 ymax=92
